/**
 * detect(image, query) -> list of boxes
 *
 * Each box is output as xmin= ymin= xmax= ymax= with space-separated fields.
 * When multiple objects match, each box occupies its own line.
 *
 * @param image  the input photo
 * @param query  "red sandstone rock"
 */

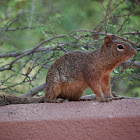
xmin=0 ymin=99 xmax=140 ymax=140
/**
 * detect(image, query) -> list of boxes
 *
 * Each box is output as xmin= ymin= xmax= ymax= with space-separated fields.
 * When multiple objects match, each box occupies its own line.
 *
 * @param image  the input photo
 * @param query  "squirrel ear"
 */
xmin=104 ymin=36 xmax=113 ymax=45
xmin=111 ymin=35 xmax=117 ymax=40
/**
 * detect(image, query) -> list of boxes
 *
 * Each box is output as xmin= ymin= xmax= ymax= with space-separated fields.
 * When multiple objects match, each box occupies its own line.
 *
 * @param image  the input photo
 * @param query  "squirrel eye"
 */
xmin=117 ymin=45 xmax=124 ymax=49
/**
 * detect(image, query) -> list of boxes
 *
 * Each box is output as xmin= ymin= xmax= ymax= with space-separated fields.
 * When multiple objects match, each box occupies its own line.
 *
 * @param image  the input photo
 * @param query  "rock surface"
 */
xmin=0 ymin=99 xmax=140 ymax=140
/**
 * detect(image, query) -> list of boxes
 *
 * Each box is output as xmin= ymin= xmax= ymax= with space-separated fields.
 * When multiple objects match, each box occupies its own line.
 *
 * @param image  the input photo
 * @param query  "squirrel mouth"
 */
xmin=130 ymin=49 xmax=136 ymax=58
xmin=124 ymin=53 xmax=135 ymax=61
xmin=128 ymin=54 xmax=135 ymax=60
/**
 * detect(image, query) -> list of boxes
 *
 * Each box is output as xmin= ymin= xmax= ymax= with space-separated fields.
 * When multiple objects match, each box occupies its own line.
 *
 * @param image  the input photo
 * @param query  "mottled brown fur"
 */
xmin=44 ymin=35 xmax=136 ymax=102
xmin=0 ymin=35 xmax=136 ymax=105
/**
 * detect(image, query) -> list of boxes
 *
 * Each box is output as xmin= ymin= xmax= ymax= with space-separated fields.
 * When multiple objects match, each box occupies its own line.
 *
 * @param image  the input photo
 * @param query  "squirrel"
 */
xmin=0 ymin=35 xmax=136 ymax=106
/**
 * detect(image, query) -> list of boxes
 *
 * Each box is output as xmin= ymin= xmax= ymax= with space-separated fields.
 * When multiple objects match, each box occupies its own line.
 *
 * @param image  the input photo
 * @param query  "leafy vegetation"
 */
xmin=0 ymin=0 xmax=139 ymax=97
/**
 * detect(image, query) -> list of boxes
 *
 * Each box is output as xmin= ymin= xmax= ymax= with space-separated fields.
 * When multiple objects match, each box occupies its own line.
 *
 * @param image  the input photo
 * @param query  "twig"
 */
xmin=0 ymin=31 xmax=139 ymax=60
xmin=117 ymin=2 xmax=140 ymax=33
xmin=105 ymin=0 xmax=113 ymax=33
xmin=122 ymin=31 xmax=140 ymax=35
xmin=21 ymin=83 xmax=46 ymax=97
xmin=93 ymin=0 xmax=125 ymax=31
xmin=0 ymin=35 xmax=66 ymax=71
xmin=115 ymin=34 xmax=139 ymax=47
xmin=80 ymin=94 xmax=140 ymax=101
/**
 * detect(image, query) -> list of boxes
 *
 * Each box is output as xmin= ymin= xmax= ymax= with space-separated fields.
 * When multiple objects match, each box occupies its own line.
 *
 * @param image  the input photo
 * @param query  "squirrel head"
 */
xmin=103 ymin=35 xmax=136 ymax=62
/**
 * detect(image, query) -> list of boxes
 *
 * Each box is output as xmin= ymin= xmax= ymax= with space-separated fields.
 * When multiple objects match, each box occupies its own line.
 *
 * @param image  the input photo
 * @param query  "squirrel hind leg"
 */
xmin=45 ymin=83 xmax=61 ymax=103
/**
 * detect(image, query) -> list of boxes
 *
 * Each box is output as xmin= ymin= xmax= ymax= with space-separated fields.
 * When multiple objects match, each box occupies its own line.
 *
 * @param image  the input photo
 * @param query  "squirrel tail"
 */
xmin=0 ymin=94 xmax=45 ymax=106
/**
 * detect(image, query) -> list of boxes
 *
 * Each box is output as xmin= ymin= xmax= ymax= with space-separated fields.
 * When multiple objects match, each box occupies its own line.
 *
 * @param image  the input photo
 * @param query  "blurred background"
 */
xmin=0 ymin=0 xmax=139 ymax=97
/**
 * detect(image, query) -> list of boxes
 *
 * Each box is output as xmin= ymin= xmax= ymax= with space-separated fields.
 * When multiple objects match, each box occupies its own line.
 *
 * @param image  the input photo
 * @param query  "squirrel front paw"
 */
xmin=96 ymin=96 xmax=112 ymax=102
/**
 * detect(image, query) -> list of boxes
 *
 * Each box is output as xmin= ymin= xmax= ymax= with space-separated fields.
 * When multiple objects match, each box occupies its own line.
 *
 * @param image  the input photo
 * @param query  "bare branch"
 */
xmin=80 ymin=94 xmax=140 ymax=100
xmin=117 ymin=2 xmax=140 ymax=33
xmin=0 ymin=46 xmax=60 ymax=58
xmin=21 ymin=83 xmax=46 ymax=97
xmin=105 ymin=0 xmax=113 ymax=33
xmin=122 ymin=31 xmax=140 ymax=35
xmin=93 ymin=0 xmax=125 ymax=31
xmin=0 ymin=31 xmax=139 ymax=60
xmin=0 ymin=35 xmax=66 ymax=71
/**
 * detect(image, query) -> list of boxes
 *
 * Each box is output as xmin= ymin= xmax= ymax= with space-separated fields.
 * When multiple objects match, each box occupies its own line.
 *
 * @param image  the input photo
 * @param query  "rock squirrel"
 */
xmin=0 ymin=35 xmax=136 ymax=106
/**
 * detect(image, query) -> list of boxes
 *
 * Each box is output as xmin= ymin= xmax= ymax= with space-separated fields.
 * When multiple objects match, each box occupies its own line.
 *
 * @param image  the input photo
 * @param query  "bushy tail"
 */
xmin=0 ymin=94 xmax=45 ymax=106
